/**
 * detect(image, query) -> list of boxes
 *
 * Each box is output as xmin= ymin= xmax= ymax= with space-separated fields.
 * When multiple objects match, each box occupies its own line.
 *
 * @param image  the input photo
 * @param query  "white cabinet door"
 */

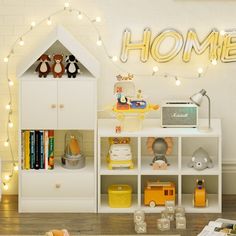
xmin=21 ymin=81 xmax=58 ymax=129
xmin=58 ymin=80 xmax=96 ymax=129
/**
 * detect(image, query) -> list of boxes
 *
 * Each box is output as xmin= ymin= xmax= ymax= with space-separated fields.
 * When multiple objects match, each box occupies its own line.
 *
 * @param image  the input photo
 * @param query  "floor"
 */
xmin=0 ymin=195 xmax=236 ymax=236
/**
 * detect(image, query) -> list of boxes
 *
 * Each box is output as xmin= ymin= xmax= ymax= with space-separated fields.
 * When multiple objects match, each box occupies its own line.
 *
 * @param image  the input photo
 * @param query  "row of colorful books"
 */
xmin=22 ymin=130 xmax=54 ymax=170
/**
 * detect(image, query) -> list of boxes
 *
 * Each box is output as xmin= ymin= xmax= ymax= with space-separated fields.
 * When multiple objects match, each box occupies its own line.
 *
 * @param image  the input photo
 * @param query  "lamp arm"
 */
xmin=205 ymin=94 xmax=211 ymax=129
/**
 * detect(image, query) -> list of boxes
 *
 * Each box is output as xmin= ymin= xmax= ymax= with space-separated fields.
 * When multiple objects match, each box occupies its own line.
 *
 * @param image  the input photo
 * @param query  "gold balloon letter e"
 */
xmin=120 ymin=28 xmax=151 ymax=63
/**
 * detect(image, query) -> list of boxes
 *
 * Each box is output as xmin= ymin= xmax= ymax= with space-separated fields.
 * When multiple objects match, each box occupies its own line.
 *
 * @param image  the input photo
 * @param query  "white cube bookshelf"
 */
xmin=98 ymin=118 xmax=222 ymax=213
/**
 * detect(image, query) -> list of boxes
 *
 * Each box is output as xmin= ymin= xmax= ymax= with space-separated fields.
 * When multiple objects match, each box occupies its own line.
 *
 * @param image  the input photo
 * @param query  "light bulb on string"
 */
xmin=4 ymin=56 xmax=9 ymax=63
xmin=14 ymin=164 xmax=19 ymax=171
xmin=3 ymin=183 xmax=9 ymax=191
xmin=47 ymin=17 xmax=52 ymax=25
xmin=31 ymin=21 xmax=36 ymax=28
xmin=198 ymin=67 xmax=203 ymax=77
xmin=64 ymin=2 xmax=70 ymax=8
xmin=153 ymin=66 xmax=159 ymax=73
xmin=4 ymin=139 xmax=9 ymax=147
xmin=8 ymin=120 xmax=13 ymax=128
xmin=211 ymin=59 xmax=217 ymax=65
xmin=77 ymin=11 xmax=83 ymax=19
xmin=19 ymin=37 xmax=24 ymax=46
xmin=96 ymin=37 xmax=102 ymax=46
xmin=4 ymin=175 xmax=10 ymax=181
xmin=95 ymin=16 xmax=101 ymax=23
xmin=8 ymin=79 xmax=14 ymax=86
xmin=5 ymin=103 xmax=11 ymax=110
xmin=111 ymin=56 xmax=118 ymax=62
xmin=175 ymin=77 xmax=181 ymax=86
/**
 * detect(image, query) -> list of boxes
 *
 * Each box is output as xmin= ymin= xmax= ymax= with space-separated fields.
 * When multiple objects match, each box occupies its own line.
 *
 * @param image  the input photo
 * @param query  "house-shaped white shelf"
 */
xmin=17 ymin=26 xmax=100 ymax=80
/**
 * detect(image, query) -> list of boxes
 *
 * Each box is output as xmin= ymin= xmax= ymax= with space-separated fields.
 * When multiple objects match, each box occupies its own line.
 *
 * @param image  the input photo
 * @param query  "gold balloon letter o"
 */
xmin=151 ymin=29 xmax=184 ymax=63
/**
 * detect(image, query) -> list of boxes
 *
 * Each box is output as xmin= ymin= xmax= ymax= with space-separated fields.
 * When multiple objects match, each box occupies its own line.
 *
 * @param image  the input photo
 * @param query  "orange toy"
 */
xmin=144 ymin=180 xmax=175 ymax=207
xmin=45 ymin=229 xmax=70 ymax=236
xmin=194 ymin=179 xmax=208 ymax=207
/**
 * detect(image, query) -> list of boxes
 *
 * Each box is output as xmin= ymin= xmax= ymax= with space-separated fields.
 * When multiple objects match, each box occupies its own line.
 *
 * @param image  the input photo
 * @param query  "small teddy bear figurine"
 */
xmin=52 ymin=54 xmax=65 ymax=78
xmin=35 ymin=54 xmax=51 ymax=78
xmin=65 ymin=55 xmax=80 ymax=78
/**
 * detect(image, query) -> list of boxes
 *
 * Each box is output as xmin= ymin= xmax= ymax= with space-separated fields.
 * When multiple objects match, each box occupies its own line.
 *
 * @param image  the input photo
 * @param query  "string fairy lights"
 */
xmin=2 ymin=2 xmax=218 ymax=190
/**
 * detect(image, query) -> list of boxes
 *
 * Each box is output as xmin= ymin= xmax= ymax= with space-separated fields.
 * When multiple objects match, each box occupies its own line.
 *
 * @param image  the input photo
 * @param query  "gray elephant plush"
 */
xmin=188 ymin=147 xmax=214 ymax=170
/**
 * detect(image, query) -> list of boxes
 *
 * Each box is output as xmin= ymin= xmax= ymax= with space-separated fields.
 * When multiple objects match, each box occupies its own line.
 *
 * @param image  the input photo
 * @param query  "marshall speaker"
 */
xmin=161 ymin=101 xmax=198 ymax=128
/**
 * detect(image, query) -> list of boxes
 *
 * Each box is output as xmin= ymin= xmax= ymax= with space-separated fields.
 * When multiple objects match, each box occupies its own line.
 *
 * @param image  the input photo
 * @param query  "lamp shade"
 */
xmin=190 ymin=89 xmax=207 ymax=106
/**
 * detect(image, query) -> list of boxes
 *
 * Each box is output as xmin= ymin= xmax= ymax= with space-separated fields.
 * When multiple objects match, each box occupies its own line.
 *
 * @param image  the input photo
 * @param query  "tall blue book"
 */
xmin=29 ymin=131 xmax=35 ymax=169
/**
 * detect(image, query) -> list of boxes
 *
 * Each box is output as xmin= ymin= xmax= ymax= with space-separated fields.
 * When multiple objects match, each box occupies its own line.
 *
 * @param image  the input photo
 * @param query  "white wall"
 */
xmin=0 ymin=0 xmax=236 ymax=194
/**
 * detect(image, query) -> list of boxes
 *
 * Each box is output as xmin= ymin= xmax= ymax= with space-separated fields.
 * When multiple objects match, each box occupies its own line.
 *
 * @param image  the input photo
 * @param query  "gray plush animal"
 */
xmin=188 ymin=147 xmax=214 ymax=170
xmin=151 ymin=138 xmax=168 ymax=165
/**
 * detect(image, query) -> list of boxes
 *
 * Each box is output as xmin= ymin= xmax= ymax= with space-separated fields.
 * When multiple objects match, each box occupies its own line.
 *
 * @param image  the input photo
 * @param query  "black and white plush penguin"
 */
xmin=65 ymin=55 xmax=80 ymax=78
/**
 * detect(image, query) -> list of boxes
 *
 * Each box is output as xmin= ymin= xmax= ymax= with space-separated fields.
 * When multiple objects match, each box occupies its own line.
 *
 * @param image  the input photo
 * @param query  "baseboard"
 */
xmin=223 ymin=160 xmax=236 ymax=174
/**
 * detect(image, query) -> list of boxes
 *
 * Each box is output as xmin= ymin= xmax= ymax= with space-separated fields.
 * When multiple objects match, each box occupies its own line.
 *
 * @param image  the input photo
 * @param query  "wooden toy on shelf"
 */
xmin=144 ymin=180 xmax=175 ymax=207
xmin=193 ymin=179 xmax=208 ymax=207
xmin=146 ymin=137 xmax=173 ymax=169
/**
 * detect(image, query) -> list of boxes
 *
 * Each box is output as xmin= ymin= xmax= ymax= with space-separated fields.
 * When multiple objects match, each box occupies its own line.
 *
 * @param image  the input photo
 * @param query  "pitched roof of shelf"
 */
xmin=98 ymin=119 xmax=221 ymax=137
xmin=17 ymin=26 xmax=100 ymax=78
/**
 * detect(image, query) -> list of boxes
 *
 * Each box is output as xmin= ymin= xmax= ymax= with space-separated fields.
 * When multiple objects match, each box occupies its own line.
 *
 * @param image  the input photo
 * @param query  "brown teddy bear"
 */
xmin=35 ymin=54 xmax=51 ymax=78
xmin=51 ymin=54 xmax=65 ymax=78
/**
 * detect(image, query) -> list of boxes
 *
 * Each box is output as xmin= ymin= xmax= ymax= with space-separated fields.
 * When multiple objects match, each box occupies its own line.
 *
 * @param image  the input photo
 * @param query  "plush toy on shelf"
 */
xmin=146 ymin=137 xmax=173 ymax=170
xmin=65 ymin=54 xmax=80 ymax=78
xmin=35 ymin=54 xmax=51 ymax=78
xmin=193 ymin=179 xmax=208 ymax=207
xmin=188 ymin=147 xmax=214 ymax=171
xmin=52 ymin=54 xmax=65 ymax=78
xmin=112 ymin=74 xmax=159 ymax=132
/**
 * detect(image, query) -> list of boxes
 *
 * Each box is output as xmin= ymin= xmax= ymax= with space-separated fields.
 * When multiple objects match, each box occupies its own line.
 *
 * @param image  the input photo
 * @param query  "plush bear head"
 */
xmin=38 ymin=54 xmax=50 ymax=62
xmin=65 ymin=54 xmax=78 ymax=63
xmin=53 ymin=54 xmax=63 ymax=64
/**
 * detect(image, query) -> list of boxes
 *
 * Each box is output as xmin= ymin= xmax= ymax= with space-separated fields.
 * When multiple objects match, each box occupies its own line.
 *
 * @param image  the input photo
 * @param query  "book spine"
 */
xmin=30 ymin=131 xmax=35 ymax=169
xmin=35 ymin=131 xmax=39 ymax=170
xmin=39 ymin=130 xmax=44 ymax=169
xmin=24 ymin=131 xmax=30 ymax=170
xmin=44 ymin=130 xmax=49 ymax=170
xmin=48 ymin=130 xmax=54 ymax=170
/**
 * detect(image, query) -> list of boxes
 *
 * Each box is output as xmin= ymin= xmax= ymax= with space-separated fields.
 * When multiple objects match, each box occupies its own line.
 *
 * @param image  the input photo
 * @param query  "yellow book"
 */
xmin=24 ymin=131 xmax=30 ymax=170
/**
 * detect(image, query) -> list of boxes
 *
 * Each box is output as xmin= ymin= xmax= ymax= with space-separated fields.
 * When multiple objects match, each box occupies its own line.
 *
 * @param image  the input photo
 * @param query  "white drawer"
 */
xmin=21 ymin=172 xmax=94 ymax=198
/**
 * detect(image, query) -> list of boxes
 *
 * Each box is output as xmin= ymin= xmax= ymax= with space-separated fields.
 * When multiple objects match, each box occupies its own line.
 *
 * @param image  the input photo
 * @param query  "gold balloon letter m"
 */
xmin=183 ymin=29 xmax=219 ymax=62
xmin=120 ymin=28 xmax=151 ymax=63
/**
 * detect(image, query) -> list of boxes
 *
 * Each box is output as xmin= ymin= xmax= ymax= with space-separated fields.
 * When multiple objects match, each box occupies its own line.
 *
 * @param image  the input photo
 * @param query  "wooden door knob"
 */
xmin=59 ymin=104 xmax=64 ymax=109
xmin=51 ymin=104 xmax=56 ymax=109
xmin=55 ymin=184 xmax=61 ymax=189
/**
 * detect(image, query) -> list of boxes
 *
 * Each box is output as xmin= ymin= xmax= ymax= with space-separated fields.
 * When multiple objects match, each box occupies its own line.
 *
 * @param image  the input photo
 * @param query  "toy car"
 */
xmin=193 ymin=179 xmax=208 ymax=207
xmin=144 ymin=180 xmax=175 ymax=207
xmin=107 ymin=144 xmax=134 ymax=170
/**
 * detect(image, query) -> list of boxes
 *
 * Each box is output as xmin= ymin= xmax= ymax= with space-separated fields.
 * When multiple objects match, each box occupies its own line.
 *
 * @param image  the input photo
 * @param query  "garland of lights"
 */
xmin=2 ymin=2 xmax=217 ymax=190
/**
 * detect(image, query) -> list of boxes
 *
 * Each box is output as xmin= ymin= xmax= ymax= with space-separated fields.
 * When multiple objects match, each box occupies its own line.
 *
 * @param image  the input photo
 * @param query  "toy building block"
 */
xmin=175 ymin=206 xmax=185 ymax=218
xmin=176 ymin=216 xmax=186 ymax=230
xmin=157 ymin=218 xmax=170 ymax=231
xmin=165 ymin=200 xmax=175 ymax=213
xmin=134 ymin=210 xmax=145 ymax=223
xmin=135 ymin=221 xmax=147 ymax=234
xmin=161 ymin=210 xmax=175 ymax=221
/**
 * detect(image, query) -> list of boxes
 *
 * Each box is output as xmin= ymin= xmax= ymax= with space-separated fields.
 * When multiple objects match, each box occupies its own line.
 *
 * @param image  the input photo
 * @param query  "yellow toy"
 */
xmin=193 ymin=179 xmax=208 ymax=207
xmin=112 ymin=74 xmax=159 ymax=131
xmin=144 ymin=180 xmax=175 ymax=207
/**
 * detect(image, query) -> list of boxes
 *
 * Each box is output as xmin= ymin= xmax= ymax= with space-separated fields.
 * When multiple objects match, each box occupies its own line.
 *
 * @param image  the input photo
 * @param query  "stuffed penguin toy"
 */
xmin=65 ymin=55 xmax=80 ymax=78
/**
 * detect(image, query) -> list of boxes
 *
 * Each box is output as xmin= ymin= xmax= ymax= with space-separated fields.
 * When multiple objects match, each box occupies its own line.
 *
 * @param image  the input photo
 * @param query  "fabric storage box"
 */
xmin=108 ymin=184 xmax=132 ymax=208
